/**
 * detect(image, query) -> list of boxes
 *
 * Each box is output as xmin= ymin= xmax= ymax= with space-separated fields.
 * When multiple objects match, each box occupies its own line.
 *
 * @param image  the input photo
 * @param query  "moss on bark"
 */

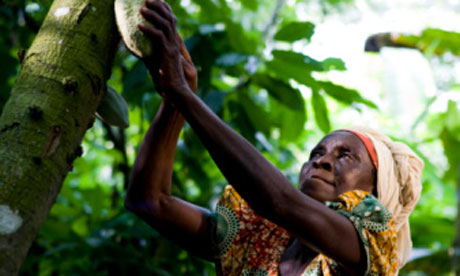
xmin=0 ymin=0 xmax=118 ymax=274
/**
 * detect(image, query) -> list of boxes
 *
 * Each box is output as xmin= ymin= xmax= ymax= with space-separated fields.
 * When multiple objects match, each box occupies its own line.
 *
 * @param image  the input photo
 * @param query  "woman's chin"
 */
xmin=301 ymin=182 xmax=335 ymax=202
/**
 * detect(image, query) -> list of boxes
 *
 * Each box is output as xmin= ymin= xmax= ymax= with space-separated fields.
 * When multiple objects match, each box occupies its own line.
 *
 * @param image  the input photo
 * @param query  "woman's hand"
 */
xmin=176 ymin=32 xmax=197 ymax=92
xmin=138 ymin=0 xmax=197 ymax=96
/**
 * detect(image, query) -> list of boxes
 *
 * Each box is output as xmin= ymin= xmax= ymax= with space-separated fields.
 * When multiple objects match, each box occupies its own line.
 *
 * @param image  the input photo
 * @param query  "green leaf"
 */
xmin=121 ymin=60 xmax=153 ymax=105
xmin=317 ymin=81 xmax=377 ymax=108
xmin=265 ymin=50 xmax=321 ymax=85
xmin=311 ymin=89 xmax=330 ymax=133
xmin=445 ymin=100 xmax=460 ymax=134
xmin=440 ymin=128 xmax=460 ymax=182
xmin=239 ymin=0 xmax=258 ymax=10
xmin=203 ymin=90 xmax=227 ymax=113
xmin=396 ymin=28 xmax=460 ymax=56
xmin=193 ymin=0 xmax=231 ymax=23
xmin=122 ymin=60 xmax=149 ymax=94
xmin=272 ymin=50 xmax=323 ymax=71
xmin=252 ymin=73 xmax=305 ymax=110
xmin=39 ymin=219 xmax=74 ymax=241
xmin=79 ymin=187 xmax=111 ymax=219
xmin=239 ymin=92 xmax=271 ymax=135
xmin=71 ymin=216 xmax=89 ymax=237
xmin=187 ymin=32 xmax=227 ymax=93
xmin=269 ymin=98 xmax=306 ymax=142
xmin=440 ymin=102 xmax=460 ymax=183
xmin=215 ymin=53 xmax=248 ymax=67
xmin=265 ymin=60 xmax=315 ymax=85
xmin=401 ymin=249 xmax=451 ymax=274
xmin=49 ymin=204 xmax=78 ymax=217
xmin=224 ymin=95 xmax=257 ymax=142
xmin=410 ymin=215 xmax=455 ymax=248
xmin=321 ymin=57 xmax=346 ymax=71
xmin=225 ymin=21 xmax=259 ymax=54
xmin=274 ymin=21 xmax=315 ymax=42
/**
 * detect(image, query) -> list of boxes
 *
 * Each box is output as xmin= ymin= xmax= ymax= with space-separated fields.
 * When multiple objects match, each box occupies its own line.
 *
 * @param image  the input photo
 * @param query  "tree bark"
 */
xmin=0 ymin=0 xmax=118 ymax=274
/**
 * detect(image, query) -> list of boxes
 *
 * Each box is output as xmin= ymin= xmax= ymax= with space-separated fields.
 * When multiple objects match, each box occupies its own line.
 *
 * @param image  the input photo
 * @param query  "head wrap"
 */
xmin=338 ymin=126 xmax=424 ymax=269
xmin=339 ymin=129 xmax=379 ymax=170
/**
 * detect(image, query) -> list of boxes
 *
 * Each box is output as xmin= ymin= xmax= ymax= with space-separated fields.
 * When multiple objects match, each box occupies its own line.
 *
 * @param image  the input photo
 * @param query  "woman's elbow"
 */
xmin=124 ymin=190 xmax=169 ymax=220
xmin=124 ymin=185 xmax=154 ymax=215
xmin=124 ymin=198 xmax=141 ymax=213
xmin=124 ymin=172 xmax=154 ymax=212
xmin=124 ymin=197 xmax=149 ymax=214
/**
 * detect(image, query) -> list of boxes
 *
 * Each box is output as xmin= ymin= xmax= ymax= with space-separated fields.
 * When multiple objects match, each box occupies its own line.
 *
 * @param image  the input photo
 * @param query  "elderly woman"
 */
xmin=124 ymin=1 xmax=424 ymax=275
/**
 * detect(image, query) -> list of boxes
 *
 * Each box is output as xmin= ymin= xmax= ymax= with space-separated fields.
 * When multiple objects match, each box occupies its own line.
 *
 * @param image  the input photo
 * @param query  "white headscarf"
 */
xmin=342 ymin=126 xmax=424 ymax=269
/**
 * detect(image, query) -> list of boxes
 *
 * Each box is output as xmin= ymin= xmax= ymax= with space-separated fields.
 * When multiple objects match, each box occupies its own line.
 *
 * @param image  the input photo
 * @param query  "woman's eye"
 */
xmin=339 ymin=152 xmax=352 ymax=159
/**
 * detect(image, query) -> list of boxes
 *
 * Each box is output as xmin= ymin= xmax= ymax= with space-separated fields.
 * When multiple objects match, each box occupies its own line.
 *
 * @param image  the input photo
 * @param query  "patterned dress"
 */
xmin=212 ymin=185 xmax=398 ymax=276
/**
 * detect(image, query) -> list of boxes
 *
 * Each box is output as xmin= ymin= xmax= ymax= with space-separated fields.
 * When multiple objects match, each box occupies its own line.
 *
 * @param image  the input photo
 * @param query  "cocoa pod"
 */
xmin=115 ymin=0 xmax=153 ymax=58
xmin=96 ymin=85 xmax=130 ymax=128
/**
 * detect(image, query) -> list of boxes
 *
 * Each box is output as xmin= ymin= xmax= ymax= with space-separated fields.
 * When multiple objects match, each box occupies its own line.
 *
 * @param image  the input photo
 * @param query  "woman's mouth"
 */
xmin=311 ymin=175 xmax=334 ymax=186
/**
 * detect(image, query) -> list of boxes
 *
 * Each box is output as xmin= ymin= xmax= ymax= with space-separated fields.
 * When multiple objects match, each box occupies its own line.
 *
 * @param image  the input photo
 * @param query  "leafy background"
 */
xmin=1 ymin=0 xmax=460 ymax=275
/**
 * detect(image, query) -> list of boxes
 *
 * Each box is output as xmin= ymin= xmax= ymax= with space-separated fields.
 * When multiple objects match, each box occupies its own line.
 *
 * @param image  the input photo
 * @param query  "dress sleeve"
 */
xmin=211 ymin=185 xmax=290 ymax=275
xmin=325 ymin=191 xmax=399 ymax=275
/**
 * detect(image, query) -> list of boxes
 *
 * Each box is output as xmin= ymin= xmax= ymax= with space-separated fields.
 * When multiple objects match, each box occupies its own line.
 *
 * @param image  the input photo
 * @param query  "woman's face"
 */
xmin=299 ymin=131 xmax=376 ymax=202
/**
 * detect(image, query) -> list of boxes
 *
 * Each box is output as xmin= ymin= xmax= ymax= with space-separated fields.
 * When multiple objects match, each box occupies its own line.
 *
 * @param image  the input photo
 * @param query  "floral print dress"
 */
xmin=212 ymin=185 xmax=398 ymax=276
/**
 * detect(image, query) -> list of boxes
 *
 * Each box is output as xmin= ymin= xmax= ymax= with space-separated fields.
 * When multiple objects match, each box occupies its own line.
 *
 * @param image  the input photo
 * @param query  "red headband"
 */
xmin=337 ymin=130 xmax=378 ymax=170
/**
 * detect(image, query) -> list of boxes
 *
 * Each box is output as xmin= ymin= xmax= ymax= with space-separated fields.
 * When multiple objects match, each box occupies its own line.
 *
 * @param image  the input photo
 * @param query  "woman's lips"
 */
xmin=311 ymin=175 xmax=334 ymax=185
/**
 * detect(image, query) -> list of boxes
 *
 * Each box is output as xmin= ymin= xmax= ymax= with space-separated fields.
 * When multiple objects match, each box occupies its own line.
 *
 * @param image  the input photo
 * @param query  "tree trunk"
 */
xmin=0 ymin=0 xmax=118 ymax=274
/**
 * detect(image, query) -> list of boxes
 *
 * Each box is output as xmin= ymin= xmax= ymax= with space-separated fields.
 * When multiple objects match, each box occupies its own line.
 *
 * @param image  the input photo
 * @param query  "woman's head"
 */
xmin=299 ymin=131 xmax=377 ymax=202
xmin=301 ymin=126 xmax=424 ymax=268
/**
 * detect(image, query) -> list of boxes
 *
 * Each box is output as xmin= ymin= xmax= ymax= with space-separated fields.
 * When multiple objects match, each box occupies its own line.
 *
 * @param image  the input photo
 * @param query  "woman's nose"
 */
xmin=313 ymin=155 xmax=332 ymax=171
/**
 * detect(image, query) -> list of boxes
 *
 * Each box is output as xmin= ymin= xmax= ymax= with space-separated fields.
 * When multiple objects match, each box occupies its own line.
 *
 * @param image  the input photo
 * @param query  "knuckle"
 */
xmin=165 ymin=47 xmax=175 ymax=56
xmin=165 ymin=22 xmax=174 ymax=33
xmin=158 ymin=33 xmax=167 ymax=42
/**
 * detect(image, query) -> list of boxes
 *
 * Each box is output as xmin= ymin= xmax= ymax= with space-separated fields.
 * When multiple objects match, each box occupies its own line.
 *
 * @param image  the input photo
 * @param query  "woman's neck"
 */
xmin=279 ymin=238 xmax=318 ymax=276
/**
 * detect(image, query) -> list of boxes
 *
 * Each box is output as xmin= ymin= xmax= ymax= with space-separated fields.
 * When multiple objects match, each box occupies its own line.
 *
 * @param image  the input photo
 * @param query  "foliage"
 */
xmin=0 ymin=0 xmax=459 ymax=275
xmin=396 ymin=28 xmax=460 ymax=56
xmin=393 ymin=28 xmax=460 ymax=275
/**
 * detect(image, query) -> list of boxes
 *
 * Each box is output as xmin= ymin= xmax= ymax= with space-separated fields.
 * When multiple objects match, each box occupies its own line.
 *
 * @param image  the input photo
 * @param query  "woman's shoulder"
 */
xmin=326 ymin=190 xmax=392 ymax=231
xmin=325 ymin=190 xmax=399 ymax=275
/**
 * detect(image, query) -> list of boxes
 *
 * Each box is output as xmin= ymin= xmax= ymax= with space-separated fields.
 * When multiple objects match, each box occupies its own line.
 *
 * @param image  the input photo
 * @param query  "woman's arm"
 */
xmin=170 ymin=86 xmax=365 ymax=270
xmin=139 ymin=0 xmax=366 ymax=272
xmin=125 ymin=27 xmax=216 ymax=261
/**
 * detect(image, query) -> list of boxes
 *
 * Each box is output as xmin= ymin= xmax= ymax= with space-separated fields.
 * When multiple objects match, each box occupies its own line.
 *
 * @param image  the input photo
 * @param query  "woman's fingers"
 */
xmin=140 ymin=6 xmax=172 ymax=38
xmin=137 ymin=0 xmax=192 ymax=96
xmin=181 ymin=55 xmax=197 ymax=92
xmin=138 ymin=23 xmax=166 ymax=45
xmin=138 ymin=23 xmax=167 ymax=68
xmin=175 ymin=32 xmax=192 ymax=64
xmin=145 ymin=0 xmax=176 ymax=28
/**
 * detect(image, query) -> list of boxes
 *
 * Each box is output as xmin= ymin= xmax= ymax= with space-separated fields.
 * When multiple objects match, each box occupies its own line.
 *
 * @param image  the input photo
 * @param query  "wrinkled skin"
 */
xmin=300 ymin=131 xmax=376 ymax=202
xmin=138 ymin=1 xmax=196 ymax=96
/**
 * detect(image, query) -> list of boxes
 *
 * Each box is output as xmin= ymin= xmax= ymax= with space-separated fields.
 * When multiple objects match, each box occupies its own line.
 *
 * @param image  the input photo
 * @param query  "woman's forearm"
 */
xmin=135 ymin=0 xmax=296 ymax=219
xmin=171 ymin=87 xmax=295 ymax=219
xmin=125 ymin=99 xmax=219 ymax=260
xmin=126 ymin=101 xmax=184 ymax=206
